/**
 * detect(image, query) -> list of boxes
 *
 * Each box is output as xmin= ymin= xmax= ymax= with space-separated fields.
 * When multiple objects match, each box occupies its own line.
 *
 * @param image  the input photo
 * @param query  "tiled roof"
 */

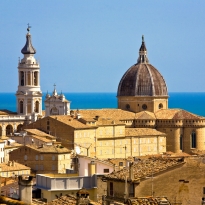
xmin=135 ymin=111 xmax=156 ymax=119
xmin=0 ymin=109 xmax=17 ymax=115
xmin=105 ymin=157 xmax=184 ymax=181
xmin=49 ymin=116 xmax=90 ymax=129
xmin=25 ymin=129 xmax=55 ymax=139
xmin=26 ymin=144 xmax=71 ymax=153
xmin=47 ymin=195 xmax=101 ymax=205
xmin=0 ymin=162 xmax=30 ymax=172
xmin=29 ymin=135 xmax=53 ymax=143
xmin=5 ymin=142 xmax=23 ymax=149
xmin=78 ymin=109 xmax=136 ymax=120
xmin=125 ymin=128 xmax=166 ymax=136
xmin=126 ymin=197 xmax=171 ymax=205
xmin=155 ymin=109 xmax=204 ymax=120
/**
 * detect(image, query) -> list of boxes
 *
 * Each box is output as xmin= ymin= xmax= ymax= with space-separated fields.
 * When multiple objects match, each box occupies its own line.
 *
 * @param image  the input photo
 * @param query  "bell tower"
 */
xmin=16 ymin=25 xmax=42 ymax=119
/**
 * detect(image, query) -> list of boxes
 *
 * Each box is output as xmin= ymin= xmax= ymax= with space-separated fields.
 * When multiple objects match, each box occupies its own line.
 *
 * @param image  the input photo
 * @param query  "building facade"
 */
xmin=9 ymin=144 xmax=71 ymax=174
xmin=44 ymin=85 xmax=70 ymax=117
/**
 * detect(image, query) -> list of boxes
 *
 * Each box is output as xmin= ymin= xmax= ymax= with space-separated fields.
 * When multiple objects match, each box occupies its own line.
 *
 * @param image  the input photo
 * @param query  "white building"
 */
xmin=16 ymin=25 xmax=42 ymax=121
xmin=44 ymin=85 xmax=70 ymax=116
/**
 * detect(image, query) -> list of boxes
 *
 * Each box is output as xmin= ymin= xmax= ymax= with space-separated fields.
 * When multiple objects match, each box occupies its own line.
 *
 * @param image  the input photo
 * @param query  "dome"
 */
xmin=117 ymin=36 xmax=168 ymax=97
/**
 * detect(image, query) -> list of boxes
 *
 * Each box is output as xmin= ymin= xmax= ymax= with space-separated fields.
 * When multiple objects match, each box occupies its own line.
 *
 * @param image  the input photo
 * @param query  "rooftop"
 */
xmin=78 ymin=109 xmax=136 ymax=120
xmin=25 ymin=129 xmax=56 ymax=139
xmin=26 ymin=144 xmax=71 ymax=153
xmin=0 ymin=161 xmax=30 ymax=172
xmin=104 ymin=157 xmax=184 ymax=182
xmin=125 ymin=128 xmax=166 ymax=136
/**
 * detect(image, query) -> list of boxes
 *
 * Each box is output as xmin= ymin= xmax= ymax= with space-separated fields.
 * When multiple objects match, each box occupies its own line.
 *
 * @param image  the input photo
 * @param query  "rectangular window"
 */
xmin=35 ymin=165 xmax=38 ymax=170
xmin=120 ymin=148 xmax=122 ymax=154
xmin=52 ymin=155 xmax=55 ymax=160
xmin=134 ymin=147 xmax=136 ymax=153
xmin=40 ymin=155 xmax=43 ymax=160
xmin=203 ymin=187 xmax=205 ymax=194
xmin=104 ymin=169 xmax=109 ymax=173
xmin=100 ymin=150 xmax=102 ymax=155
xmin=52 ymin=165 xmax=55 ymax=170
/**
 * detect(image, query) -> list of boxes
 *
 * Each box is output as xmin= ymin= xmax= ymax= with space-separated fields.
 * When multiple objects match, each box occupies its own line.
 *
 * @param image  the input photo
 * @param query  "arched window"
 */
xmin=27 ymin=71 xmax=31 ymax=85
xmin=34 ymin=72 xmax=38 ymax=86
xmin=126 ymin=104 xmax=130 ymax=110
xmin=50 ymin=107 xmax=59 ymax=115
xmin=159 ymin=103 xmax=163 ymax=109
xmin=35 ymin=101 xmax=39 ymax=113
xmin=20 ymin=101 xmax=23 ymax=114
xmin=20 ymin=71 xmax=24 ymax=86
xmin=17 ymin=124 xmax=23 ymax=132
xmin=142 ymin=104 xmax=147 ymax=110
xmin=6 ymin=125 xmax=13 ymax=136
xmin=191 ymin=131 xmax=196 ymax=148
xmin=180 ymin=134 xmax=183 ymax=150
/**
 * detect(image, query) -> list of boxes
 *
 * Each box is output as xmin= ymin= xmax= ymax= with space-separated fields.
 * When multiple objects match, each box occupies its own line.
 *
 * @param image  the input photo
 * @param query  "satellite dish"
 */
xmin=75 ymin=146 xmax=81 ymax=154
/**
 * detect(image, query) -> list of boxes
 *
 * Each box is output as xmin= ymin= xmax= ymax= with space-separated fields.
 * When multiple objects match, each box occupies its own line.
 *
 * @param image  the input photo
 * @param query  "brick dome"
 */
xmin=117 ymin=36 xmax=168 ymax=97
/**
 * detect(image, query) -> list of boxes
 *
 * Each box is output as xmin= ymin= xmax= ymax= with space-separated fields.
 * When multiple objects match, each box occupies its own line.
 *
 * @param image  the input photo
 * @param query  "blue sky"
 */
xmin=0 ymin=1 xmax=205 ymax=93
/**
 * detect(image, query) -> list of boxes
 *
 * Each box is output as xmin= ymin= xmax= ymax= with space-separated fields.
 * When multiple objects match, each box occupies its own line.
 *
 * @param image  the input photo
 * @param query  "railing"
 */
xmin=0 ymin=115 xmax=25 ymax=121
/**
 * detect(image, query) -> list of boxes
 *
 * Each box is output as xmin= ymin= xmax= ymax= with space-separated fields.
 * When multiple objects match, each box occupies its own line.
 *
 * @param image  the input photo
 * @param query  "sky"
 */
xmin=0 ymin=1 xmax=205 ymax=93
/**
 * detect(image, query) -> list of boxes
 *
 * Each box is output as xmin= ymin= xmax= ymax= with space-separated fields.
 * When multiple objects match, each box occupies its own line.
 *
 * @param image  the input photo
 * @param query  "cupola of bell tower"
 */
xmin=16 ymin=25 xmax=42 ymax=120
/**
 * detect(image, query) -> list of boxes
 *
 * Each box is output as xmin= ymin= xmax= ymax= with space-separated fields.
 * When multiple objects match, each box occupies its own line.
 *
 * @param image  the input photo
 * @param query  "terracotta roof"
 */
xmin=5 ymin=142 xmax=23 ymax=149
xmin=0 ymin=162 xmax=30 ymax=172
xmin=26 ymin=144 xmax=71 ymax=153
xmin=25 ymin=129 xmax=56 ymax=139
xmin=125 ymin=128 xmax=166 ymax=136
xmin=47 ymin=195 xmax=101 ymax=205
xmin=155 ymin=109 xmax=204 ymax=119
xmin=135 ymin=111 xmax=156 ymax=119
xmin=105 ymin=157 xmax=184 ymax=181
xmin=126 ymin=197 xmax=171 ymax=205
xmin=78 ymin=109 xmax=136 ymax=120
xmin=49 ymin=116 xmax=90 ymax=129
xmin=0 ymin=109 xmax=17 ymax=115
xmin=29 ymin=135 xmax=53 ymax=143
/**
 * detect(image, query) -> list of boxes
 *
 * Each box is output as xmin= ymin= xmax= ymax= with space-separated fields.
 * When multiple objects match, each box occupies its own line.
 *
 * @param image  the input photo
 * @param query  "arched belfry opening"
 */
xmin=35 ymin=101 xmax=39 ymax=113
xmin=19 ymin=101 xmax=23 ymax=114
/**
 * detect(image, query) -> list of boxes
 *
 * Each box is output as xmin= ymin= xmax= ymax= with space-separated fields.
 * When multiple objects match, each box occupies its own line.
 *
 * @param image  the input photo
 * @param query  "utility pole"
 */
xmin=123 ymin=144 xmax=128 ymax=203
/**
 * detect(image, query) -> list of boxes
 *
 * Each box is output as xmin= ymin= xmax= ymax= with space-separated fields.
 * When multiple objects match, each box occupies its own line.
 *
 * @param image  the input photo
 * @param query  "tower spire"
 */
xmin=21 ymin=24 xmax=36 ymax=54
xmin=137 ymin=35 xmax=149 ymax=64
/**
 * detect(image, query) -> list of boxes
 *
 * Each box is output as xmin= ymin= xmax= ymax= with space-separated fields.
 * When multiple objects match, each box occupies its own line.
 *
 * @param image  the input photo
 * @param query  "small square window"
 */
xmin=104 ymin=169 xmax=109 ymax=173
xmin=119 ymin=162 xmax=123 ymax=166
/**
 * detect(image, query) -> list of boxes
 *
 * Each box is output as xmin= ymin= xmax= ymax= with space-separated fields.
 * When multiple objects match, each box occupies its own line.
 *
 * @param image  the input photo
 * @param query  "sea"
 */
xmin=0 ymin=92 xmax=205 ymax=117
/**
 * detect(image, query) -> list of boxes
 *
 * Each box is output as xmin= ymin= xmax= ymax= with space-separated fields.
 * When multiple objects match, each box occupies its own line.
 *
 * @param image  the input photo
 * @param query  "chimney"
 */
xmin=88 ymin=161 xmax=96 ymax=176
xmin=95 ymin=116 xmax=99 ymax=121
xmin=12 ymin=160 xmax=15 ymax=167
